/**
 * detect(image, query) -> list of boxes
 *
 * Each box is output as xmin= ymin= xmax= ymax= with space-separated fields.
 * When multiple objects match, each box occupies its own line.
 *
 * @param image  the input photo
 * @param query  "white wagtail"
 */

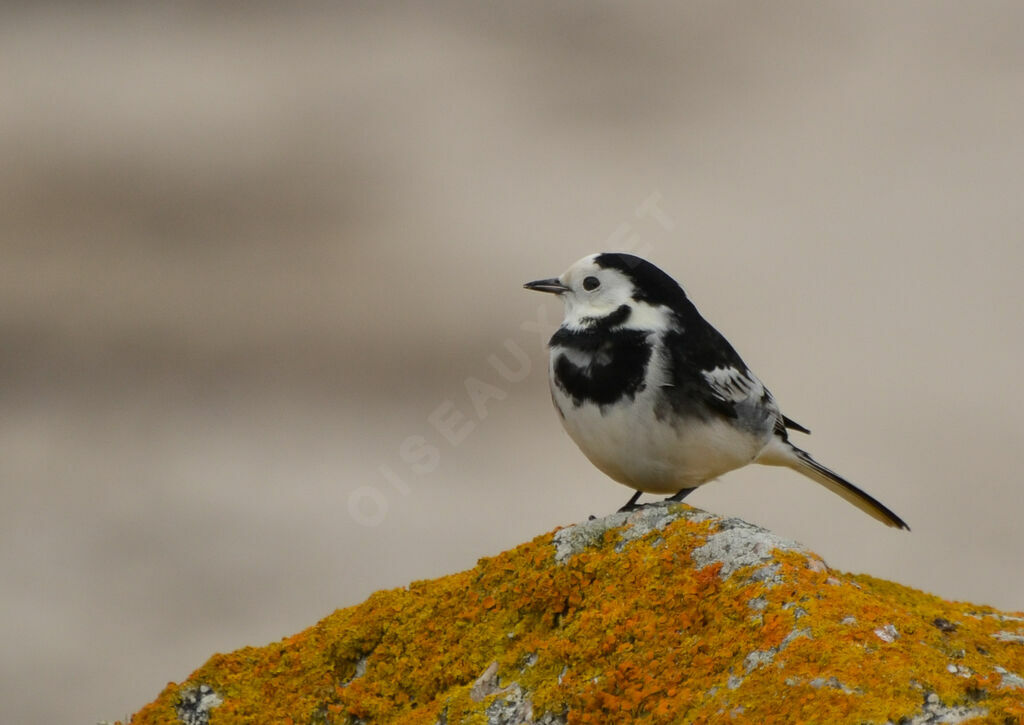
xmin=524 ymin=253 xmax=909 ymax=530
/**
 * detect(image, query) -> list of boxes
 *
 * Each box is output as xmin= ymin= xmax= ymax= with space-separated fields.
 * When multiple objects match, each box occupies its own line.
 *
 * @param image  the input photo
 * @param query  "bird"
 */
xmin=524 ymin=252 xmax=909 ymax=530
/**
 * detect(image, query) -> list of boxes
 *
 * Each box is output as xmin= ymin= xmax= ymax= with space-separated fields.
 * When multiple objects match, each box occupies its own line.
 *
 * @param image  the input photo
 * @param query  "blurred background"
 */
xmin=1 ymin=2 xmax=1022 ymax=722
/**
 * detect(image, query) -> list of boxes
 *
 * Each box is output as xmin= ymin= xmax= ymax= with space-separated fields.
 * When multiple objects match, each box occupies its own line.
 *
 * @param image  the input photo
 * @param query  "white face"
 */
xmin=556 ymin=254 xmax=639 ymax=328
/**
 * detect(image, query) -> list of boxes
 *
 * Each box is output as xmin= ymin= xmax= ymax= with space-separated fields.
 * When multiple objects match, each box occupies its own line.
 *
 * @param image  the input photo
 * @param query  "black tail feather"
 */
xmin=793 ymin=448 xmax=910 ymax=531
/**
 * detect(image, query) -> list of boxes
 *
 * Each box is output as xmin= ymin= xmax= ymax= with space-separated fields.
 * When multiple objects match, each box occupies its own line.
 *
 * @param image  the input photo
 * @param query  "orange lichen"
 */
xmin=127 ymin=507 xmax=1024 ymax=724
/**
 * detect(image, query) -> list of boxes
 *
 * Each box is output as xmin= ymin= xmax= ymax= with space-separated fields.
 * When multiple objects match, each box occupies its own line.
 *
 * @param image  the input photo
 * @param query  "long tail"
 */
xmin=757 ymin=439 xmax=910 ymax=530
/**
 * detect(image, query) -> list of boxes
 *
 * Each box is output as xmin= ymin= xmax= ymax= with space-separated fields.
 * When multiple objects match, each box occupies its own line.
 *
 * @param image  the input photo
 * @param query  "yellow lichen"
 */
xmin=127 ymin=508 xmax=1024 ymax=724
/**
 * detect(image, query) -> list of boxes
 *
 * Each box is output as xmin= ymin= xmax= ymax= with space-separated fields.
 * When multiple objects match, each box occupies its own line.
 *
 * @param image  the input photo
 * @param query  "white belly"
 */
xmin=552 ymin=381 xmax=769 ymax=494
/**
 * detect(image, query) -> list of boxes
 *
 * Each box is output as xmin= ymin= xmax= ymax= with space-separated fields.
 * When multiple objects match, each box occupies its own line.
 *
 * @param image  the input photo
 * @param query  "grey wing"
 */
xmin=701 ymin=366 xmax=782 ymax=434
xmin=701 ymin=365 xmax=771 ymax=405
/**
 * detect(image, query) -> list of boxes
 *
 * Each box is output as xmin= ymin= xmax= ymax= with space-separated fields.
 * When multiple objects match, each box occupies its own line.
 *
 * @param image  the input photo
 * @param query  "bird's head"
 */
xmin=524 ymin=253 xmax=689 ymax=330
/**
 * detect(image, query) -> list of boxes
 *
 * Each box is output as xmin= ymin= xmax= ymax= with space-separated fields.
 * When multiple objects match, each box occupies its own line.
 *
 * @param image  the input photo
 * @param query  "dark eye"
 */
xmin=582 ymin=276 xmax=600 ymax=291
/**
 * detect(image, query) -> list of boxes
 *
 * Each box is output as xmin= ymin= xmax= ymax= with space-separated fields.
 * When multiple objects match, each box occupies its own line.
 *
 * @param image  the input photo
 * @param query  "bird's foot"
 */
xmin=617 ymin=490 xmax=644 ymax=512
xmin=664 ymin=488 xmax=694 ymax=503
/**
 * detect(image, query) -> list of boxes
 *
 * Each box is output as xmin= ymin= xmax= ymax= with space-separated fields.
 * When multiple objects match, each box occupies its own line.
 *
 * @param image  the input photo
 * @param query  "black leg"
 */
xmin=617 ymin=490 xmax=643 ymax=512
xmin=665 ymin=488 xmax=694 ymax=503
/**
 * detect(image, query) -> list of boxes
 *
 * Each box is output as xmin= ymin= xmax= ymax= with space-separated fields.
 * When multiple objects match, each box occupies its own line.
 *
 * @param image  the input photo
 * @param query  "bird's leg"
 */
xmin=617 ymin=490 xmax=643 ymax=512
xmin=665 ymin=488 xmax=694 ymax=503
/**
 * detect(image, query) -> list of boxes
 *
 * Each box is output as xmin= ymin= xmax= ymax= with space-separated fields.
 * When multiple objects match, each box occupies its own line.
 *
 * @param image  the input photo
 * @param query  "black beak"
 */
xmin=524 ymin=277 xmax=570 ymax=294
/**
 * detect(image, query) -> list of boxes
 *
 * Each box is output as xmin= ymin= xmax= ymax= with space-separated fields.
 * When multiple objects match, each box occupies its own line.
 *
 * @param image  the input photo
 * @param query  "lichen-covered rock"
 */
xmin=126 ymin=503 xmax=1024 ymax=724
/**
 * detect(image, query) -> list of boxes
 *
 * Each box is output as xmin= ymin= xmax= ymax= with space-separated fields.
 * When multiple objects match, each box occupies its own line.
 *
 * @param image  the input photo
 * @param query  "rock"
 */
xmin=125 ymin=503 xmax=1024 ymax=724
xmin=173 ymin=685 xmax=221 ymax=725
